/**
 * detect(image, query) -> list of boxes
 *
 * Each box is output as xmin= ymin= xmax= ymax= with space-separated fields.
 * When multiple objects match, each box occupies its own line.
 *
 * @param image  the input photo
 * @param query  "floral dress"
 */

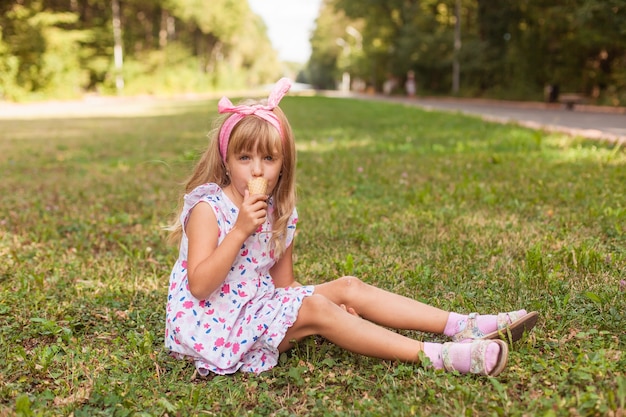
xmin=165 ymin=183 xmax=314 ymax=375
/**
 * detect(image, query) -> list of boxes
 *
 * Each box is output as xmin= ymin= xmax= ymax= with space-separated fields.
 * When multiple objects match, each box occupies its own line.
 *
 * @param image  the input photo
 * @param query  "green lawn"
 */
xmin=1 ymin=96 xmax=624 ymax=416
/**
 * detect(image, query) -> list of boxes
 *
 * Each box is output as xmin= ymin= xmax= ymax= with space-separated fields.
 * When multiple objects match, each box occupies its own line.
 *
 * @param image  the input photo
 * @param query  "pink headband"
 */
xmin=217 ymin=77 xmax=292 ymax=161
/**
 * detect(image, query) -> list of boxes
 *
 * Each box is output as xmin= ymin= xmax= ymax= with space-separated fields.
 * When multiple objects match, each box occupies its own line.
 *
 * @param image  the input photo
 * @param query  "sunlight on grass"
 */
xmin=542 ymin=134 xmax=626 ymax=165
xmin=297 ymin=136 xmax=376 ymax=153
xmin=0 ymin=97 xmax=215 ymax=120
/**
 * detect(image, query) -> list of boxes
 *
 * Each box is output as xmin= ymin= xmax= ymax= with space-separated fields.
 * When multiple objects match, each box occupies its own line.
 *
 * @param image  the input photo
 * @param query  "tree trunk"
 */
xmin=112 ymin=0 xmax=124 ymax=93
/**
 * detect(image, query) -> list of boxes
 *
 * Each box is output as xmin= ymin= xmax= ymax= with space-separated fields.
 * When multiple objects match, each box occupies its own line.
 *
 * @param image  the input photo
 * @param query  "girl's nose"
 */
xmin=251 ymin=158 xmax=263 ymax=176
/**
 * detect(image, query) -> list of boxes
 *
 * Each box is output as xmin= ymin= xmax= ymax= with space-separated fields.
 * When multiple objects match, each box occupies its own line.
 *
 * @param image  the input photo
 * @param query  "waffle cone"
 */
xmin=247 ymin=178 xmax=268 ymax=195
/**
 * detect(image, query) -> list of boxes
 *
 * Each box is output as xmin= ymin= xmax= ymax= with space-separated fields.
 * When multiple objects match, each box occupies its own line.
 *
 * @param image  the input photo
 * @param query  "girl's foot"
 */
xmin=423 ymin=340 xmax=508 ymax=376
xmin=445 ymin=310 xmax=539 ymax=343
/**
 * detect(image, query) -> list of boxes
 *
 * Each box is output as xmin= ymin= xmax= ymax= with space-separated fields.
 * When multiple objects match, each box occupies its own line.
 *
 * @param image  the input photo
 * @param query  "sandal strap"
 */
xmin=496 ymin=311 xmax=525 ymax=331
xmin=441 ymin=343 xmax=455 ymax=372
xmin=450 ymin=312 xmax=484 ymax=342
xmin=468 ymin=340 xmax=490 ymax=375
xmin=451 ymin=311 xmax=527 ymax=342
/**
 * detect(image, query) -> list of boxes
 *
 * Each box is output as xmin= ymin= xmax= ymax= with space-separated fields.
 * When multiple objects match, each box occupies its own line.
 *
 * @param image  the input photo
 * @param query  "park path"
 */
xmin=350 ymin=93 xmax=626 ymax=145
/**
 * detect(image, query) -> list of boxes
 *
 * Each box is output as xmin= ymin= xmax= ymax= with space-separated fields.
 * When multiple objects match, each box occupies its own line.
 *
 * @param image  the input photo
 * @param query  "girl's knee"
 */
xmin=299 ymin=294 xmax=343 ymax=327
xmin=301 ymin=294 xmax=335 ymax=316
xmin=336 ymin=275 xmax=364 ymax=297
xmin=338 ymin=275 xmax=359 ymax=283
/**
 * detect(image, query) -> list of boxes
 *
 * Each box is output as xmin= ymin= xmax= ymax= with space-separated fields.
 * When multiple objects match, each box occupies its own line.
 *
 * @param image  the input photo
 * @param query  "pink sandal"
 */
xmin=441 ymin=340 xmax=509 ymax=376
xmin=451 ymin=311 xmax=539 ymax=342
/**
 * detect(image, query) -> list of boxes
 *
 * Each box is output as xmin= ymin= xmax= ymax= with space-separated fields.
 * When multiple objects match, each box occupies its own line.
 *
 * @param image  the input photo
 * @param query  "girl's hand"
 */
xmin=235 ymin=189 xmax=268 ymax=236
xmin=340 ymin=304 xmax=360 ymax=318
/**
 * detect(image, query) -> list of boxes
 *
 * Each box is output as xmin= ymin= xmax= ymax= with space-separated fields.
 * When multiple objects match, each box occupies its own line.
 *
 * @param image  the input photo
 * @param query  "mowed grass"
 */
xmin=0 ymin=96 xmax=624 ymax=416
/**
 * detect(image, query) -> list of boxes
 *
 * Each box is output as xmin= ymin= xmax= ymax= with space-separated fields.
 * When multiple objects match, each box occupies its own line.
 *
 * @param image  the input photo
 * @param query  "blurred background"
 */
xmin=1 ymin=0 xmax=625 ymax=106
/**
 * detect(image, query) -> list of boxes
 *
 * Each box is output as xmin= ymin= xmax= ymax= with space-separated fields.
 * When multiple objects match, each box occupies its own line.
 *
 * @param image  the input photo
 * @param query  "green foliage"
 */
xmin=120 ymin=42 xmax=211 ymax=95
xmin=0 ymin=0 xmax=281 ymax=101
xmin=0 ymin=32 xmax=22 ymax=100
xmin=0 ymin=96 xmax=624 ymax=415
xmin=168 ymin=0 xmax=248 ymax=40
xmin=315 ymin=0 xmax=626 ymax=104
xmin=0 ymin=2 xmax=88 ymax=101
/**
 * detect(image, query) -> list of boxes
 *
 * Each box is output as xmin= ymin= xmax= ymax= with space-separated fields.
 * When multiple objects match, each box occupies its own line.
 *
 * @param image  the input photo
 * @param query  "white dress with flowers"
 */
xmin=165 ymin=183 xmax=314 ymax=375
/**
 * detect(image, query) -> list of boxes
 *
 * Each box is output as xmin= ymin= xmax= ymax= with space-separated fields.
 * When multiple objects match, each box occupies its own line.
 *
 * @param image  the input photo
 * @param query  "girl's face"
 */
xmin=226 ymin=145 xmax=283 ymax=201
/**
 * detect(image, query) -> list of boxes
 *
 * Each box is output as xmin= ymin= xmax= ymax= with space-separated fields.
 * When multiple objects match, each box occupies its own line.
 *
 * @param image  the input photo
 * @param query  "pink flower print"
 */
xmin=237 ymin=327 xmax=243 ymax=337
xmin=255 ymin=225 xmax=263 ymax=233
xmin=170 ymin=282 xmax=177 ymax=290
xmin=183 ymin=300 xmax=194 ymax=309
xmin=175 ymin=326 xmax=181 ymax=333
xmin=193 ymin=343 xmax=204 ymax=352
xmin=251 ymin=257 xmax=258 ymax=264
xmin=282 ymin=296 xmax=290 ymax=304
xmin=199 ymin=300 xmax=206 ymax=308
xmin=175 ymin=311 xmax=185 ymax=319
xmin=215 ymin=337 xmax=225 ymax=347
xmin=204 ymin=323 xmax=210 ymax=329
xmin=232 ymin=343 xmax=240 ymax=354
xmin=181 ymin=260 xmax=188 ymax=269
xmin=225 ymin=342 xmax=232 ymax=348
xmin=292 ymin=217 xmax=298 ymax=225
xmin=257 ymin=324 xmax=264 ymax=331
xmin=238 ymin=290 xmax=247 ymax=297
xmin=174 ymin=337 xmax=181 ymax=345
xmin=206 ymin=309 xmax=215 ymax=315
xmin=246 ymin=315 xmax=252 ymax=324
xmin=239 ymin=264 xmax=245 ymax=270
xmin=241 ymin=249 xmax=248 ymax=257
xmin=218 ymin=317 xmax=226 ymax=323
xmin=221 ymin=283 xmax=230 ymax=294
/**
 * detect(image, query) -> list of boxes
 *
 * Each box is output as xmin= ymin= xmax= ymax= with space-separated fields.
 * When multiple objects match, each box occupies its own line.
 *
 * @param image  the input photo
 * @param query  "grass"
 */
xmin=1 ymin=95 xmax=624 ymax=416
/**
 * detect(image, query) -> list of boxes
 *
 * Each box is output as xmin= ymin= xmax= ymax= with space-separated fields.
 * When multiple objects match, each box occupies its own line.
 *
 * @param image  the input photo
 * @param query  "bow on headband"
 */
xmin=217 ymin=77 xmax=292 ymax=162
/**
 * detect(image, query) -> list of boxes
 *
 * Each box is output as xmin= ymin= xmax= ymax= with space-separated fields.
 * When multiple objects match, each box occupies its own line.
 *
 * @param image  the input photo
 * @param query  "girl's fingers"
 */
xmin=340 ymin=304 xmax=360 ymax=317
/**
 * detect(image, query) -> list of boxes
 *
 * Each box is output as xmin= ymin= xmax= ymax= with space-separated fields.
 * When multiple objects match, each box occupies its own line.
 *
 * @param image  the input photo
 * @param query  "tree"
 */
xmin=311 ymin=0 xmax=626 ymax=103
xmin=0 ymin=0 xmax=282 ymax=100
xmin=0 ymin=1 xmax=87 ymax=100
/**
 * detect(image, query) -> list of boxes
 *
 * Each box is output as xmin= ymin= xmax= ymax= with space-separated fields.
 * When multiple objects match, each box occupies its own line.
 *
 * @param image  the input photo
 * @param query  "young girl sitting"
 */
xmin=165 ymin=78 xmax=538 ymax=377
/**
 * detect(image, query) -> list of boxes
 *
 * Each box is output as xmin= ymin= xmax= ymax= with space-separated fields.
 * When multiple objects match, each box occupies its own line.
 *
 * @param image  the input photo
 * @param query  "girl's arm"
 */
xmin=270 ymin=243 xmax=301 ymax=288
xmin=186 ymin=194 xmax=267 ymax=299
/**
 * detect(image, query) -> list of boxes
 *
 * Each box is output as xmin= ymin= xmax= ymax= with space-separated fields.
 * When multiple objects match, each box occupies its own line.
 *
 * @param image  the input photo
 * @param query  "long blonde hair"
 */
xmin=168 ymin=100 xmax=296 ymax=259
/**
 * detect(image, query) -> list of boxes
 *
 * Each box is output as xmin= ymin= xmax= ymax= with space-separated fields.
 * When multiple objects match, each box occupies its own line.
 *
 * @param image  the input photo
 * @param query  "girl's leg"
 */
xmin=313 ymin=276 xmax=537 ymax=341
xmin=279 ymin=294 xmax=507 ymax=376
xmin=279 ymin=294 xmax=423 ymax=361
xmin=313 ymin=276 xmax=449 ymax=333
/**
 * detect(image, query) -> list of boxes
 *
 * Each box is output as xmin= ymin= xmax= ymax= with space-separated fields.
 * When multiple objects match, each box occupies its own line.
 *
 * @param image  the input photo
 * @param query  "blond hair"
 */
xmin=168 ymin=100 xmax=296 ymax=259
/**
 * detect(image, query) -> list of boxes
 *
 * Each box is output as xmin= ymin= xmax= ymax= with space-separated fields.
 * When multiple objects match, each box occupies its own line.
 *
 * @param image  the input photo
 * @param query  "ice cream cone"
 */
xmin=247 ymin=177 xmax=268 ymax=195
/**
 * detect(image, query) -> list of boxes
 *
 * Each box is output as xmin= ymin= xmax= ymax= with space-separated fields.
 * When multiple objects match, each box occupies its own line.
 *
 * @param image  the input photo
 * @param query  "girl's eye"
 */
xmin=264 ymin=155 xmax=274 ymax=161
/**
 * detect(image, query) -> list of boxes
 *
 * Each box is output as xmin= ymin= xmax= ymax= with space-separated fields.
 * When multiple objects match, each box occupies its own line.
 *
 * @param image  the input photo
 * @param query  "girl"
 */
xmin=165 ymin=78 xmax=538 ymax=377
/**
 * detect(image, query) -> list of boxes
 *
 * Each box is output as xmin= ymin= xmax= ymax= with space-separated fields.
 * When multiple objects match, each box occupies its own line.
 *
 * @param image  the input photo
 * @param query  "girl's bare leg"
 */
xmin=279 ymin=289 xmax=509 ymax=376
xmin=278 ymin=294 xmax=423 ymax=361
xmin=313 ymin=276 xmax=449 ymax=334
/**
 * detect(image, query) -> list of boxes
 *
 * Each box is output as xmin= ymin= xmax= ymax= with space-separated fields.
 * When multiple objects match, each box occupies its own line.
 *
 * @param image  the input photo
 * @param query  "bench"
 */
xmin=559 ymin=94 xmax=585 ymax=110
